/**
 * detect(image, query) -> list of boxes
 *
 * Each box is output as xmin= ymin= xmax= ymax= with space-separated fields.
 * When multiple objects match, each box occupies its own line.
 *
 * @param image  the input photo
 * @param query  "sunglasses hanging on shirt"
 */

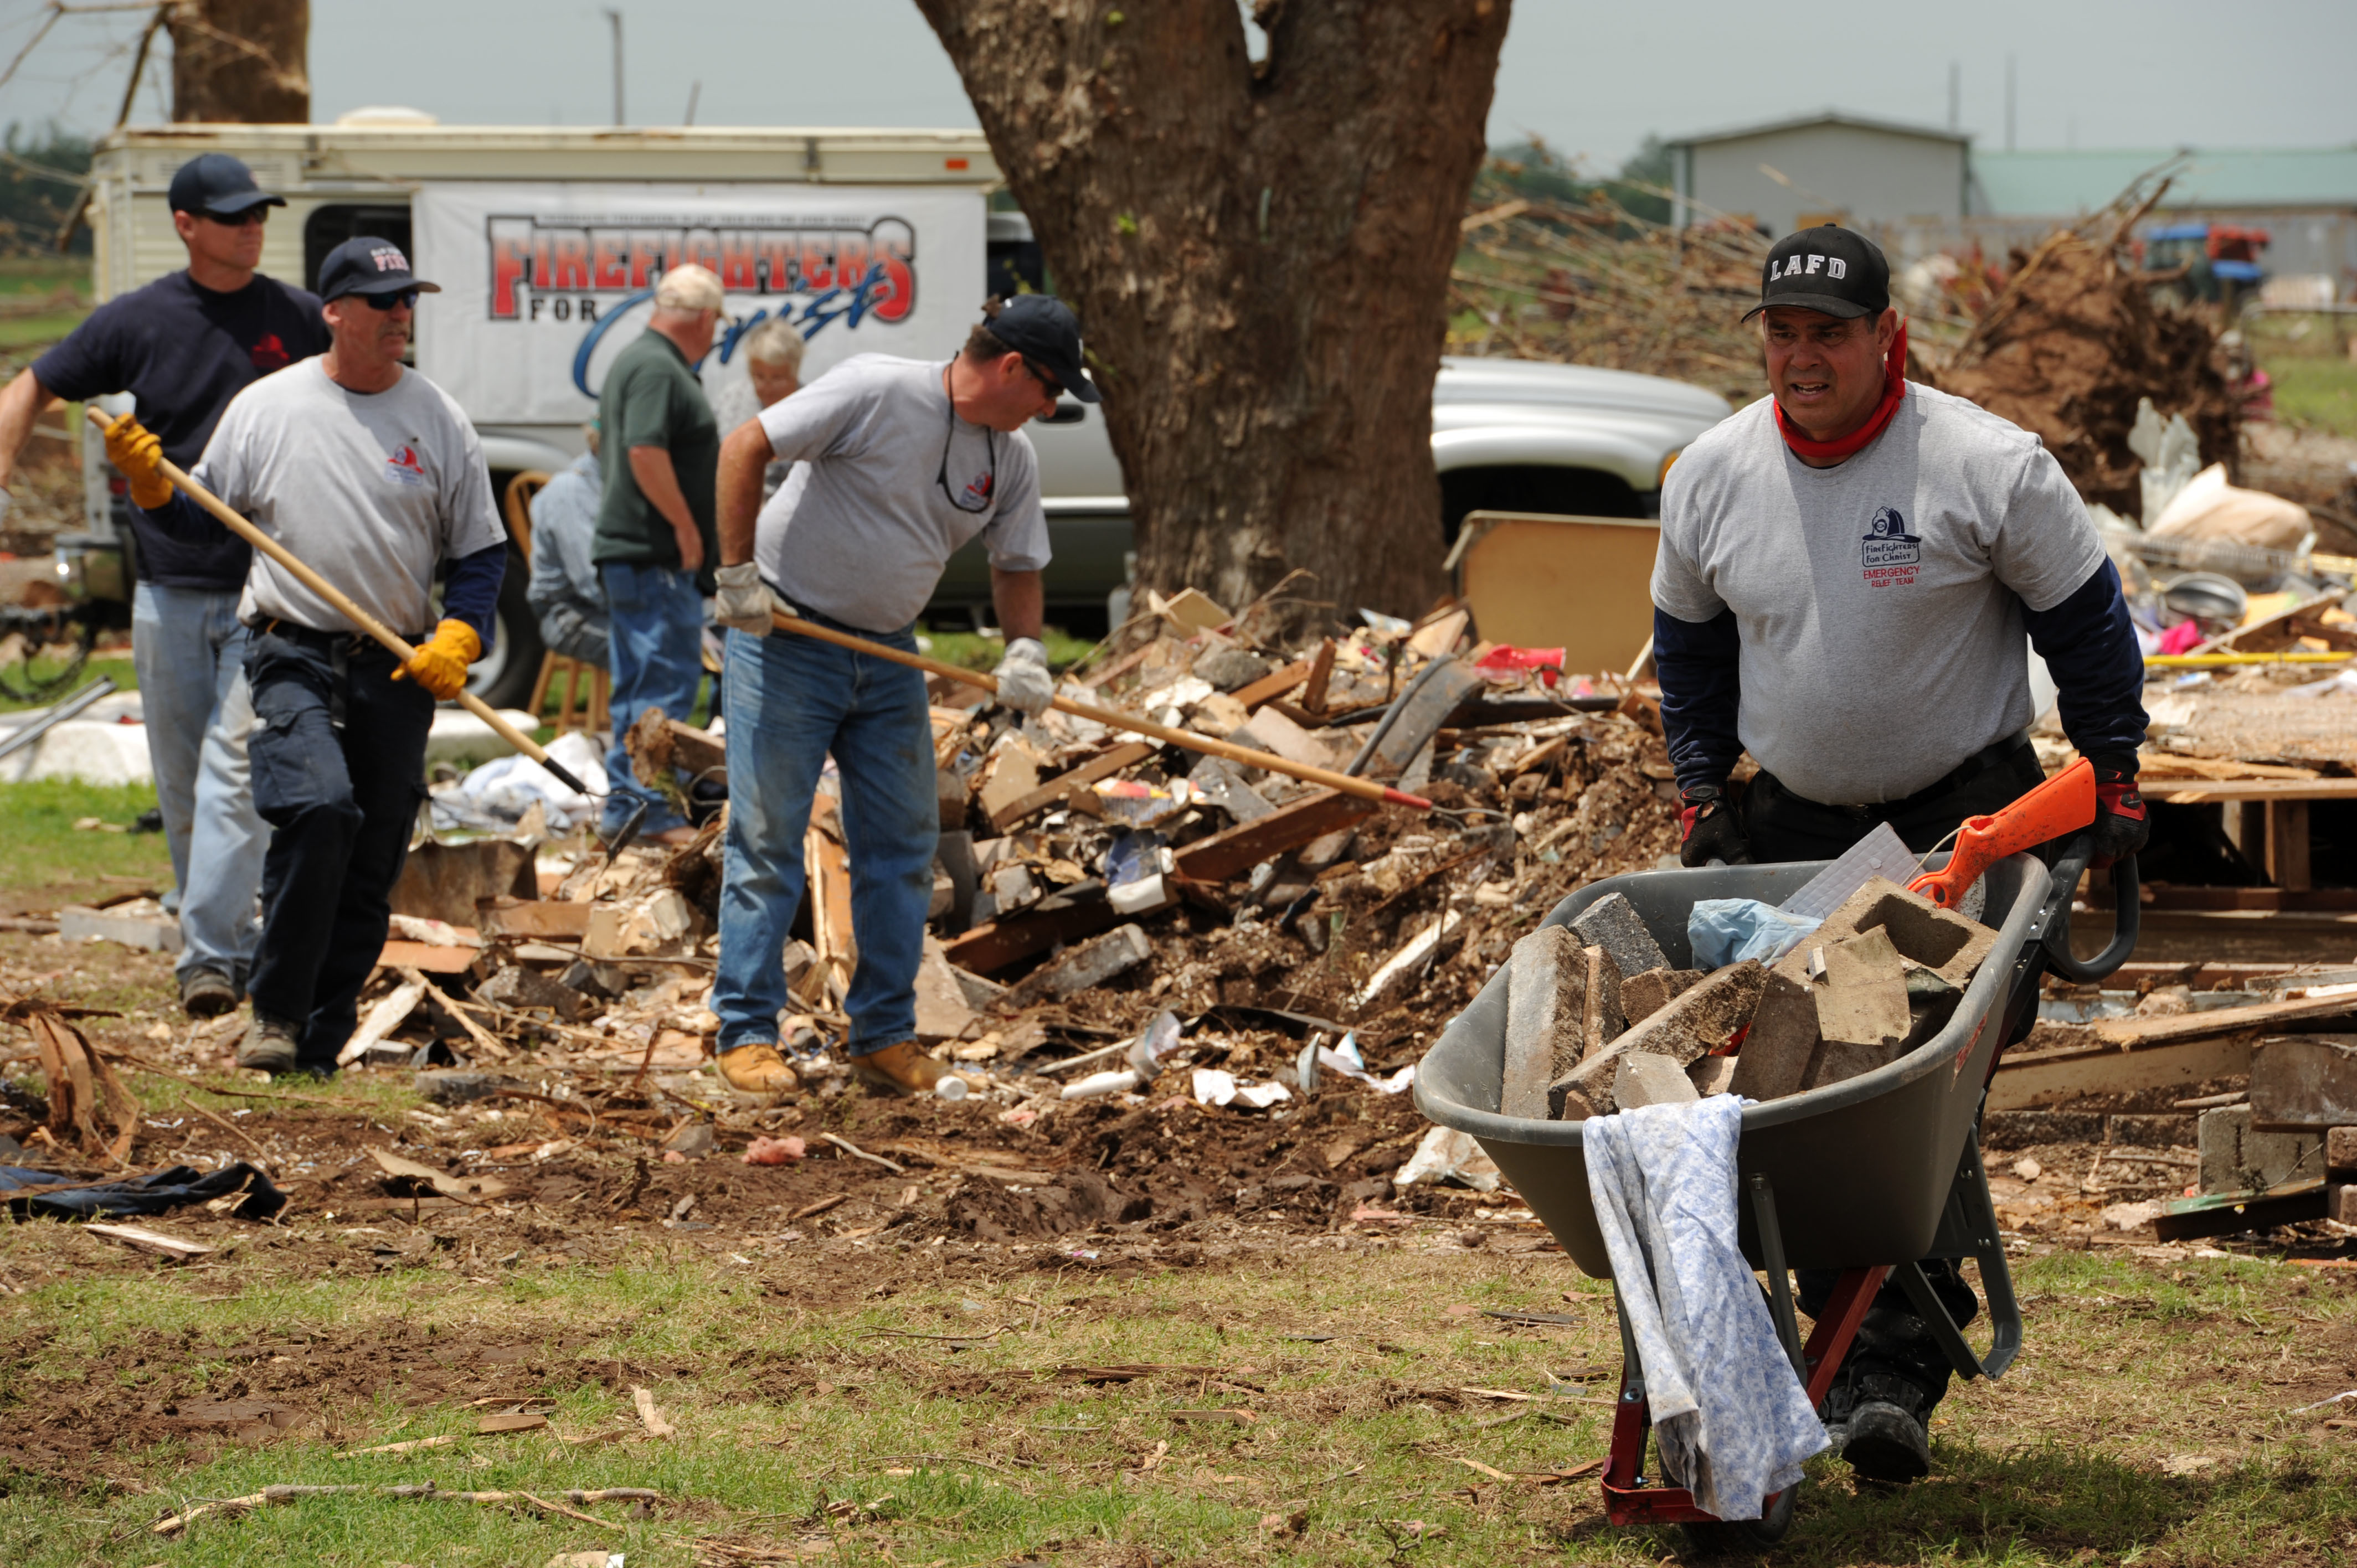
xmin=935 ymin=390 xmax=998 ymax=515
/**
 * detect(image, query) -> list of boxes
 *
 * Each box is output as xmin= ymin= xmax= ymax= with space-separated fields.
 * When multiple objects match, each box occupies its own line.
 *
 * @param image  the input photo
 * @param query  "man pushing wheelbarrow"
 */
xmin=1416 ymin=224 xmax=2147 ymax=1547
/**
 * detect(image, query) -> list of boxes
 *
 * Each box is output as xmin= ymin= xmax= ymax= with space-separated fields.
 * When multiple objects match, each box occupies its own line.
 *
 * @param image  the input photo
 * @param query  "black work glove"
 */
xmin=2088 ymin=752 xmax=2148 ymax=869
xmin=1679 ymin=782 xmax=1751 ymax=866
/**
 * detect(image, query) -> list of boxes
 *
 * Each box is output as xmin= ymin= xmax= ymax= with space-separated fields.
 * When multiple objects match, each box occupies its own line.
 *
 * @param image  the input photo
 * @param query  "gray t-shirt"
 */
xmin=1652 ymin=383 xmax=2103 ymax=804
xmin=753 ymin=354 xmax=1051 ymax=632
xmin=194 ymin=358 xmax=506 ymax=637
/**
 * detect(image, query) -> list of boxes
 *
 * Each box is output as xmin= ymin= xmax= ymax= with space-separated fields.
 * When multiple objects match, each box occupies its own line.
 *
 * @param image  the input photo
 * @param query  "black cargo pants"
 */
xmin=244 ymin=623 xmax=436 ymax=1075
xmin=1741 ymin=736 xmax=2046 ymax=1416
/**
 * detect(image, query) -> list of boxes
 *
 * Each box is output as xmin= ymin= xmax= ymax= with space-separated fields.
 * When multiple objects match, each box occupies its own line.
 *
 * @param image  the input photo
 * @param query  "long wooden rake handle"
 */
xmin=766 ymin=606 xmax=1433 ymax=811
xmin=87 ymin=405 xmax=591 ymax=796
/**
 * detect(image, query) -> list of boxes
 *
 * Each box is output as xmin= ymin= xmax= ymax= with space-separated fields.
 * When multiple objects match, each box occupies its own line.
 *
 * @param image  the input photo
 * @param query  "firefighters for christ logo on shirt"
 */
xmin=384 ymin=443 xmax=428 ymax=487
xmin=1861 ymin=506 xmax=1921 ymax=587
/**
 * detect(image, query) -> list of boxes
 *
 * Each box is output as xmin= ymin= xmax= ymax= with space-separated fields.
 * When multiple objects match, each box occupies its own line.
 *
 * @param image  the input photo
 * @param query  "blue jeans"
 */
xmin=131 ymin=583 xmax=269 ymax=988
xmin=600 ymin=562 xmax=704 ymax=837
xmin=714 ymin=620 xmax=937 ymax=1056
xmin=244 ymin=627 xmax=438 ymax=1074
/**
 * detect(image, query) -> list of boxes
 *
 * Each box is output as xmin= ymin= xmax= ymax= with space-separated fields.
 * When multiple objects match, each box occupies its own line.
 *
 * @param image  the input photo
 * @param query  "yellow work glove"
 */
xmin=394 ymin=618 xmax=481 ymax=702
xmin=102 ymin=412 xmax=175 ymax=510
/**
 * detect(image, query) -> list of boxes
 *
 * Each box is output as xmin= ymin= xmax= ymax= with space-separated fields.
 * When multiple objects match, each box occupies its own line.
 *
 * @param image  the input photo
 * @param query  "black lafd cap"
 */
xmin=1742 ymin=224 xmax=1890 ymax=321
xmin=981 ymin=293 xmax=1100 ymax=403
xmin=167 ymin=153 xmax=284 ymax=217
xmin=317 ymin=236 xmax=441 ymax=303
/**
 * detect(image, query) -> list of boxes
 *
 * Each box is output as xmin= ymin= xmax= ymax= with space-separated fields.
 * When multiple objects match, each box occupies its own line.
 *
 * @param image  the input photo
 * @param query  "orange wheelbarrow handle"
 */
xmin=1906 ymin=757 xmax=2096 ymax=909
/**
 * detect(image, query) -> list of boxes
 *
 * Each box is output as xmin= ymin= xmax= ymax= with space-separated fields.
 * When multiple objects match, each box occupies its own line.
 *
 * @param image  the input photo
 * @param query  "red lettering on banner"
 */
xmin=550 ymin=234 xmax=591 ymax=290
xmin=800 ymin=238 xmax=834 ymax=293
xmin=628 ymin=231 xmax=666 ymax=290
xmin=591 ymin=234 xmax=629 ymax=290
xmin=872 ymin=236 xmax=915 ymax=323
xmin=489 ymin=231 xmax=530 ymax=319
xmin=718 ymin=233 xmax=760 ymax=291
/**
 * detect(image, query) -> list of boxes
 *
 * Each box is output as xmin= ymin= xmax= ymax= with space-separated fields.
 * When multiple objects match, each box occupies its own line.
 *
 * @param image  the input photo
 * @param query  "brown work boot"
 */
xmin=852 ymin=1039 xmax=958 ymax=1097
xmin=716 ymin=1042 xmax=798 ymax=1101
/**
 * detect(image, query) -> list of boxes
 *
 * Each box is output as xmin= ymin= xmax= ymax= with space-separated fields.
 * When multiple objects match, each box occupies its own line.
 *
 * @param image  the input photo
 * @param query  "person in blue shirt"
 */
xmin=527 ymin=425 xmax=609 ymax=666
xmin=0 ymin=154 xmax=328 ymax=1020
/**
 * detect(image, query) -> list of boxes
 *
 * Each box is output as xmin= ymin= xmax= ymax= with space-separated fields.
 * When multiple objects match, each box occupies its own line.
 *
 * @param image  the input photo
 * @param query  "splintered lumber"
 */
xmin=1232 ymin=657 xmax=1314 ymax=712
xmin=945 ymin=898 xmax=1128 ymax=975
xmin=1171 ymin=788 xmax=1378 ymax=885
xmin=1987 ymin=1033 xmax=2254 ymax=1112
xmin=768 ymin=607 xmax=1432 ymax=809
xmin=991 ymin=742 xmax=1156 ymax=829
xmin=2085 ymin=992 xmax=2357 ymax=1049
xmin=151 ymin=1484 xmax=665 ymax=1536
xmin=84 ymin=1223 xmax=212 ymax=1260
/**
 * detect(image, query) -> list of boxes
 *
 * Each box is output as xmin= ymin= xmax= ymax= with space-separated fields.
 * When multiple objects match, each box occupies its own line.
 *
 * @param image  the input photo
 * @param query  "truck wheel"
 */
xmin=467 ymin=543 xmax=545 ymax=712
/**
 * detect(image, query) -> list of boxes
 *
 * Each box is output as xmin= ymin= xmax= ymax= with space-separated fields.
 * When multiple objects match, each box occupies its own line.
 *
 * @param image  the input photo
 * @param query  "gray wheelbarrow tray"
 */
xmin=1411 ymin=852 xmax=2052 ymax=1280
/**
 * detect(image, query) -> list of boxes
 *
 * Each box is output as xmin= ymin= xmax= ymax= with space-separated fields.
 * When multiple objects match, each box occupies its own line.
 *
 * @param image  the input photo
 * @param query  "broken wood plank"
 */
xmin=660 ymin=718 xmax=725 ymax=781
xmin=1231 ymin=658 xmax=1313 ymax=713
xmin=989 ymin=742 xmax=1156 ymax=830
xmin=944 ymin=896 xmax=1127 ymax=975
xmin=473 ymin=898 xmax=594 ymax=940
xmin=2085 ymin=991 xmax=2357 ymax=1048
xmin=1300 ymin=638 xmax=1337 ymax=715
xmin=338 ymin=978 xmax=430 ymax=1066
xmin=2158 ymin=779 xmax=2357 ymax=803
xmin=1986 ymin=1034 xmax=2254 ymax=1111
xmin=806 ymin=795 xmax=857 ymax=994
xmin=1171 ymin=788 xmax=1379 ymax=885
xmin=377 ymin=940 xmax=480 ymax=975
xmin=84 ymin=1222 xmax=212 ymax=1260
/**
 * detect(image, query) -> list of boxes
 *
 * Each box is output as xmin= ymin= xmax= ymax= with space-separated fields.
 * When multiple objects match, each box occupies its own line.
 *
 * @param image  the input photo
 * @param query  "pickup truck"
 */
xmin=70 ymin=119 xmax=1731 ymax=705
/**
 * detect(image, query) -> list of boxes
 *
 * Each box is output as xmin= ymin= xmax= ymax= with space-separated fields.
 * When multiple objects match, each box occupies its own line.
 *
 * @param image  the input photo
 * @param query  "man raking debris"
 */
xmin=101 ymin=238 xmax=518 ymax=1078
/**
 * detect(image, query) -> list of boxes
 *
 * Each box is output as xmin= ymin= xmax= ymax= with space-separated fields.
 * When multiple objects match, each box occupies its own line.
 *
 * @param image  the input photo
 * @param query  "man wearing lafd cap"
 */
xmin=702 ymin=294 xmax=1083 ymax=1100
xmin=1651 ymin=225 xmax=2149 ymax=1481
xmin=0 ymin=153 xmax=329 ymax=1020
xmin=106 ymin=238 xmax=506 ymax=1077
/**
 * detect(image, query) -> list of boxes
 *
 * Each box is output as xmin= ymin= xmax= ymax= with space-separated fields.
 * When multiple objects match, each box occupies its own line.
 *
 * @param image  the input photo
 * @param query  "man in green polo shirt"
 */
xmin=593 ymin=263 xmax=725 ymax=846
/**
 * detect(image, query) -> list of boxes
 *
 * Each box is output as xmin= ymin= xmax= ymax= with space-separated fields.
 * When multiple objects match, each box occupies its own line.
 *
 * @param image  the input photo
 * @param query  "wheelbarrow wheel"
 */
xmin=1678 ymin=1479 xmax=1797 ymax=1555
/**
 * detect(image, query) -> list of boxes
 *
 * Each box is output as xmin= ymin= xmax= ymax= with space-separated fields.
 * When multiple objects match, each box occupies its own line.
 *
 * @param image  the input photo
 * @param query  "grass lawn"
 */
xmin=918 ymin=625 xmax=1098 ymax=674
xmin=2269 ymin=357 xmax=2357 ymax=440
xmin=1 ymin=1205 xmax=2353 ymax=1567
xmin=0 ymin=653 xmax=138 ymax=712
xmin=0 ymin=778 xmax=170 ymax=913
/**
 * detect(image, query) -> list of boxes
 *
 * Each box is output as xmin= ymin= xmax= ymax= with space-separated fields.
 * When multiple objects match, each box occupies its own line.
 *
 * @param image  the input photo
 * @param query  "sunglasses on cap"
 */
xmin=199 ymin=207 xmax=270 ymax=228
xmin=349 ymin=289 xmax=420 ymax=312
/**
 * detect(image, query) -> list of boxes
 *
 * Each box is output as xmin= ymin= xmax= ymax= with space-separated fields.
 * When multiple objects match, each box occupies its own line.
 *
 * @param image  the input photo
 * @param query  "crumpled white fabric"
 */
xmin=1583 ymin=1095 xmax=1826 ymax=1520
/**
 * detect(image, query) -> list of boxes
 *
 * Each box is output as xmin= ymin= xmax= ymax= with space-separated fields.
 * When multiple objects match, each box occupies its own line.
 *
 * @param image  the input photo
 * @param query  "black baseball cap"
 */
xmin=1742 ymin=224 xmax=1890 ymax=322
xmin=317 ymin=236 xmax=441 ymax=303
xmin=167 ymin=153 xmax=285 ymax=218
xmin=982 ymin=293 xmax=1100 ymax=403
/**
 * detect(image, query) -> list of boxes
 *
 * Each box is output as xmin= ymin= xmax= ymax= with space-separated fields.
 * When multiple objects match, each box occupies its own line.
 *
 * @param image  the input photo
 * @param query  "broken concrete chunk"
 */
xmin=1031 ymin=923 xmax=1152 ymax=999
xmin=1688 ymin=1055 xmax=1739 ymax=1097
xmin=1802 ymin=929 xmax=1912 ymax=1090
xmin=2199 ymin=1105 xmax=2322 ymax=1194
xmin=1570 ymin=893 xmax=1669 ymax=982
xmin=2328 ymin=1125 xmax=2357 ymax=1172
xmin=1501 ymin=925 xmax=1588 ymax=1120
xmin=1619 ymin=966 xmax=1701 ymax=1028
xmin=1616 ymin=1050 xmax=1701 ymax=1110
xmin=1801 ymin=876 xmax=1997 ymax=989
xmin=1194 ymin=644 xmax=1275 ymax=692
xmin=1577 ymin=945 xmax=1626 ymax=1062
xmin=478 ymin=964 xmax=589 ymax=1022
xmin=584 ymin=888 xmax=696 ymax=959
xmin=1728 ymin=968 xmax=1820 ymax=1103
xmin=415 ymin=1070 xmax=498 ymax=1107
xmin=1551 ymin=959 xmax=1765 ymax=1118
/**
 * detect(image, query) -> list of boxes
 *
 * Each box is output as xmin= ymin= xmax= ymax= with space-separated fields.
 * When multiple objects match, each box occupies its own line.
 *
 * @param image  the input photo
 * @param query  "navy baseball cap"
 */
xmin=1742 ymin=224 xmax=1891 ymax=322
xmin=317 ymin=236 xmax=441 ymax=303
xmin=167 ymin=153 xmax=284 ymax=217
xmin=982 ymin=293 xmax=1100 ymax=403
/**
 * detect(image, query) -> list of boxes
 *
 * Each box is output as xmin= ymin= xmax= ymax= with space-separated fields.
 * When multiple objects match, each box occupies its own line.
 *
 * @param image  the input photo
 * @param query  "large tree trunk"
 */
xmin=169 ymin=0 xmax=310 ymax=123
xmin=914 ymin=1 xmax=1510 ymax=622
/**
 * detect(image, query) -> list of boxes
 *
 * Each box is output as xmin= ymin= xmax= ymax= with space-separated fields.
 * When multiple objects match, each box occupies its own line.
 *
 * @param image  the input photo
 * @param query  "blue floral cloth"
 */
xmin=1584 ymin=1095 xmax=1826 ymax=1519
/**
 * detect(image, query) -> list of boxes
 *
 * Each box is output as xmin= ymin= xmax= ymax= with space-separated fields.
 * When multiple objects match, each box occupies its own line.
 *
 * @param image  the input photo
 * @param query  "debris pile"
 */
xmin=1500 ymin=878 xmax=1998 ymax=1122
xmin=1929 ymin=207 xmax=2240 ymax=518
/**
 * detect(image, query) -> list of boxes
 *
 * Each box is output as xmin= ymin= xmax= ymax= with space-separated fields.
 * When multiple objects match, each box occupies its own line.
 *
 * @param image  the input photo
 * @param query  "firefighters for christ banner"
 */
xmin=411 ymin=183 xmax=987 ymax=425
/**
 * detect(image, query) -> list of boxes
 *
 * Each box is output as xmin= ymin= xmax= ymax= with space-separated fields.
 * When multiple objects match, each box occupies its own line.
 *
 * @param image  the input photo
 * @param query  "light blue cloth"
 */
xmin=526 ymin=450 xmax=609 ymax=664
xmin=131 ymin=582 xmax=267 ymax=986
xmin=1689 ymin=898 xmax=1821 ymax=968
xmin=1584 ymin=1095 xmax=1826 ymax=1520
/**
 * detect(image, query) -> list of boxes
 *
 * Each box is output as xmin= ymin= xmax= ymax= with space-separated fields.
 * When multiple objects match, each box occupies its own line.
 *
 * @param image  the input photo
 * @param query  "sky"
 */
xmin=6 ymin=0 xmax=2354 ymax=173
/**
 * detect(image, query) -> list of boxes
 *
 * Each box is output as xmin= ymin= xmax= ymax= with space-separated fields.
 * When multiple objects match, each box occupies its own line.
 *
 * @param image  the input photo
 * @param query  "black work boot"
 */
xmin=236 ymin=1011 xmax=303 ymax=1075
xmin=179 ymin=968 xmax=238 ymax=1020
xmin=1823 ymin=1369 xmax=1934 ymax=1482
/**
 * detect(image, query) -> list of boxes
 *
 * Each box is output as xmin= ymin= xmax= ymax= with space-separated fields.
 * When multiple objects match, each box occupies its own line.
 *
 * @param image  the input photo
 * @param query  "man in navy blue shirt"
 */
xmin=0 ymin=153 xmax=329 ymax=1020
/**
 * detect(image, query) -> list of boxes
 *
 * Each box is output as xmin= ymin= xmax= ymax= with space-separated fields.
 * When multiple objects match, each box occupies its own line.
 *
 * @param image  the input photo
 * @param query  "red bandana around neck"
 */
xmin=1773 ymin=317 xmax=1908 ymax=464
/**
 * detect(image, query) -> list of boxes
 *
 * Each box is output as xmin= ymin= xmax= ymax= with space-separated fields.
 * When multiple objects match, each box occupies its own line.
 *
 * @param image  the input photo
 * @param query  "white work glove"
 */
xmin=712 ymin=561 xmax=775 ymax=636
xmin=992 ymin=636 xmax=1054 ymax=718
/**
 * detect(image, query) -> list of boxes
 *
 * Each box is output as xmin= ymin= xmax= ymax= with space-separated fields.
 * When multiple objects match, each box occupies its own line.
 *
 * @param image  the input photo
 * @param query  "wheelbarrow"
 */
xmin=1413 ymin=804 xmax=2139 ymax=1549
